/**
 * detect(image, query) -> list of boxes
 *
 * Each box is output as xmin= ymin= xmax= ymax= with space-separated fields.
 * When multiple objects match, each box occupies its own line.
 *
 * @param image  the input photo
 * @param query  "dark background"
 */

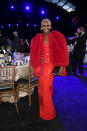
xmin=0 ymin=0 xmax=87 ymax=41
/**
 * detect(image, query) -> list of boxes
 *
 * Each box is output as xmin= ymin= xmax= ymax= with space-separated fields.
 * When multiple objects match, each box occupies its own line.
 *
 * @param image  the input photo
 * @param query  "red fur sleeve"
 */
xmin=50 ymin=31 xmax=69 ymax=66
xmin=30 ymin=33 xmax=43 ymax=67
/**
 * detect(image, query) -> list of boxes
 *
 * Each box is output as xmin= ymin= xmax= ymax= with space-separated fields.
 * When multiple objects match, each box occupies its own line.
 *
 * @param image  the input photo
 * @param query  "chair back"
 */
xmin=0 ymin=65 xmax=15 ymax=91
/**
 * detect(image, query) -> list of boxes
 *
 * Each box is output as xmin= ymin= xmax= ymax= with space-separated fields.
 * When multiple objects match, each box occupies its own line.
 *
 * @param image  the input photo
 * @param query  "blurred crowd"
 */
xmin=67 ymin=26 xmax=87 ymax=76
xmin=0 ymin=30 xmax=30 ymax=58
xmin=0 ymin=26 xmax=87 ymax=76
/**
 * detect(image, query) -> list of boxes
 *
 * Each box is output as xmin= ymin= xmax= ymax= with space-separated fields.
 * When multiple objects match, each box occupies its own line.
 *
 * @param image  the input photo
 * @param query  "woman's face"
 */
xmin=42 ymin=21 xmax=51 ymax=34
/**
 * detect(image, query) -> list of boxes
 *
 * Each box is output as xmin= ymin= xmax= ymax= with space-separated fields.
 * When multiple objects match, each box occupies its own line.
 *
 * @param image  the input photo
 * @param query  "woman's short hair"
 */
xmin=41 ymin=19 xmax=51 ymax=28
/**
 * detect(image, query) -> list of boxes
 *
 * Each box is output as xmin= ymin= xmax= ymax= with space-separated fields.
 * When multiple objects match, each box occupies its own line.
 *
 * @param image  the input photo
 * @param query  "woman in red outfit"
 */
xmin=30 ymin=19 xmax=69 ymax=120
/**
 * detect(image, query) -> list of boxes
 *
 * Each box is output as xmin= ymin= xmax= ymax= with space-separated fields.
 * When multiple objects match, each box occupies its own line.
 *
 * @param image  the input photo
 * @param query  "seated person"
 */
xmin=0 ymin=45 xmax=6 ymax=54
xmin=6 ymin=45 xmax=12 ymax=57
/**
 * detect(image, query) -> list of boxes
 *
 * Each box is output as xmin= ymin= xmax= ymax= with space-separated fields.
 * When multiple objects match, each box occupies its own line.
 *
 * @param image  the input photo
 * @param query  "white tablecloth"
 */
xmin=0 ymin=64 xmax=29 ymax=81
xmin=0 ymin=64 xmax=35 ymax=103
xmin=15 ymin=64 xmax=29 ymax=81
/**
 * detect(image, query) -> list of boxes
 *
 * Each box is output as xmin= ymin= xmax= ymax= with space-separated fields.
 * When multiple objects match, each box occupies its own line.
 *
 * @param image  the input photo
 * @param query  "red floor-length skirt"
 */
xmin=34 ymin=43 xmax=56 ymax=120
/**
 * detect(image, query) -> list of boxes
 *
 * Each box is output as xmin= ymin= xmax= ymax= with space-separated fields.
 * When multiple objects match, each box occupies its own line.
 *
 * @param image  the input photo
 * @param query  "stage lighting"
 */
xmin=41 ymin=9 xmax=45 ymax=15
xmin=24 ymin=4 xmax=31 ymax=12
xmin=16 ymin=24 xmax=19 ymax=26
xmin=8 ymin=24 xmax=11 ymax=27
xmin=26 ymin=6 xmax=29 ymax=10
xmin=0 ymin=25 xmax=4 ymax=29
xmin=33 ymin=24 xmax=37 ymax=27
xmin=56 ymin=16 xmax=60 ymax=20
xmin=10 ymin=5 xmax=15 ymax=10
xmin=26 ymin=24 xmax=29 ymax=27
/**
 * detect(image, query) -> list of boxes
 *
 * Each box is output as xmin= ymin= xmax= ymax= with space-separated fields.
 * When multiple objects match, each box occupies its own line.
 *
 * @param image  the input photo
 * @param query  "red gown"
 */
xmin=36 ymin=43 xmax=56 ymax=120
xmin=30 ymin=31 xmax=69 ymax=120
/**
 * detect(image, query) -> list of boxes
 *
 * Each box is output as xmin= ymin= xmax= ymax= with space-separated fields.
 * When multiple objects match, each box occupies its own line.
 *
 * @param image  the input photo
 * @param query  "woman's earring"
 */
xmin=41 ymin=28 xmax=42 ymax=30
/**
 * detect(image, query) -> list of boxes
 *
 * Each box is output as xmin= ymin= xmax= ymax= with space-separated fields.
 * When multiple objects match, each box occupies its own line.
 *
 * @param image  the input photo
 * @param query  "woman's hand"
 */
xmin=75 ymin=32 xmax=79 ymax=37
xmin=58 ymin=66 xmax=64 ymax=75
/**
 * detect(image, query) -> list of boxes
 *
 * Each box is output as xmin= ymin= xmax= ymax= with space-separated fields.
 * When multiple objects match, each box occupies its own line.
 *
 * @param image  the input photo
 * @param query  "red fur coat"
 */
xmin=30 ymin=30 xmax=69 ymax=68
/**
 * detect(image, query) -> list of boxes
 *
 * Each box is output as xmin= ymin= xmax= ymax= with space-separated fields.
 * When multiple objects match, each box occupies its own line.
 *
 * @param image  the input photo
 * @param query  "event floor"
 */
xmin=0 ymin=65 xmax=87 ymax=131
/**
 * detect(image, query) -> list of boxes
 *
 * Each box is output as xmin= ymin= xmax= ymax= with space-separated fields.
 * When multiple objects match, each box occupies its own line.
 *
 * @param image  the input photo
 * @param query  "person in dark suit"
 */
xmin=72 ymin=27 xmax=87 ymax=76
xmin=20 ymin=38 xmax=25 ymax=53
xmin=24 ymin=39 xmax=30 ymax=53
xmin=12 ymin=31 xmax=21 ymax=53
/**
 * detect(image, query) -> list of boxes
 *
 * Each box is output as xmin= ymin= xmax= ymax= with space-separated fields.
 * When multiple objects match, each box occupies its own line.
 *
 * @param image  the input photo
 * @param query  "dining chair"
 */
xmin=0 ymin=65 xmax=18 ymax=112
xmin=17 ymin=62 xmax=38 ymax=106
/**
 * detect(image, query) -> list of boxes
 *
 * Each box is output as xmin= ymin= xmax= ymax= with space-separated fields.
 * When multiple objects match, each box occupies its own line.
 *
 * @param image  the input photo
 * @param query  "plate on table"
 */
xmin=12 ymin=61 xmax=25 ymax=66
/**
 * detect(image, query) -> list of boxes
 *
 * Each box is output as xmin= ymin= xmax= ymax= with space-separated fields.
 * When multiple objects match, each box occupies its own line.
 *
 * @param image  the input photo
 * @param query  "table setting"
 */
xmin=0 ymin=53 xmax=35 ymax=103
